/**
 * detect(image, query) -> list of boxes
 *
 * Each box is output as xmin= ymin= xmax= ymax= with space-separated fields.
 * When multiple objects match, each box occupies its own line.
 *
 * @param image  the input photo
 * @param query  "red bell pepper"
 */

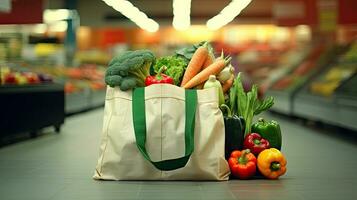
xmin=145 ymin=66 xmax=174 ymax=86
xmin=228 ymin=149 xmax=257 ymax=179
xmin=243 ymin=133 xmax=270 ymax=155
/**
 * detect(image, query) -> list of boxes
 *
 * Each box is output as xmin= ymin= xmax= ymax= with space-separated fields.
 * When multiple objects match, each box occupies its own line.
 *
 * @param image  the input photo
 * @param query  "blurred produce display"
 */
xmin=0 ymin=33 xmax=23 ymax=60
xmin=270 ymin=43 xmax=345 ymax=92
xmin=75 ymin=50 xmax=111 ymax=65
xmin=237 ymin=44 xmax=289 ymax=82
xmin=341 ymin=41 xmax=357 ymax=63
xmin=1 ymin=63 xmax=105 ymax=93
xmin=23 ymin=64 xmax=106 ymax=94
xmin=0 ymin=66 xmax=53 ymax=85
xmin=310 ymin=63 xmax=356 ymax=97
xmin=306 ymin=40 xmax=357 ymax=97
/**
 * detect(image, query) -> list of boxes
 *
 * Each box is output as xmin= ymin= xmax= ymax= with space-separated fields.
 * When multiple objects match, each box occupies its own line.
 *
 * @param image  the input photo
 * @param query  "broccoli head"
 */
xmin=105 ymin=50 xmax=156 ymax=90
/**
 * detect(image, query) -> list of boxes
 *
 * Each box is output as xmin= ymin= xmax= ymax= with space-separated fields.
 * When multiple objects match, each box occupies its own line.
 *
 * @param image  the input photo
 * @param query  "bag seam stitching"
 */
xmin=160 ymin=86 xmax=163 ymax=179
xmin=98 ymin=110 xmax=113 ymax=175
xmin=106 ymin=96 xmax=216 ymax=103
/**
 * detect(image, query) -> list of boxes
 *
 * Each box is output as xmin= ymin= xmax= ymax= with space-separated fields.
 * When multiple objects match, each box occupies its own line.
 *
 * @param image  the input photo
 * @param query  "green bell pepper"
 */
xmin=251 ymin=118 xmax=282 ymax=150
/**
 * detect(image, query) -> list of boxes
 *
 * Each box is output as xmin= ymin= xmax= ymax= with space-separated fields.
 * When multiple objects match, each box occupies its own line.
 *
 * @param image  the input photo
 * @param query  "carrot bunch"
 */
xmin=180 ymin=44 xmax=234 ymax=93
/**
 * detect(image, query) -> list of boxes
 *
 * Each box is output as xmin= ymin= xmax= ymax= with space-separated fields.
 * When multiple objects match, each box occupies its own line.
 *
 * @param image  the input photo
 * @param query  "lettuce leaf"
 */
xmin=153 ymin=56 xmax=187 ymax=85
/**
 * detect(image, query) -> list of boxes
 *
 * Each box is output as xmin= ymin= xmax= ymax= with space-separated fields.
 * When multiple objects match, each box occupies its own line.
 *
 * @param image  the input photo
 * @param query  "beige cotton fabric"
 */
xmin=93 ymin=84 xmax=230 ymax=180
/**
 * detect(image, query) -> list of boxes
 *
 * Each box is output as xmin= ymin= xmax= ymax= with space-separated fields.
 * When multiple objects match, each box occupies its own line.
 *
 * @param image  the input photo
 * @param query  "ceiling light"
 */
xmin=44 ymin=9 xmax=70 ymax=23
xmin=50 ymin=21 xmax=68 ymax=32
xmin=33 ymin=24 xmax=47 ymax=34
xmin=206 ymin=0 xmax=252 ymax=30
xmin=102 ymin=0 xmax=159 ymax=32
xmin=172 ymin=0 xmax=191 ymax=31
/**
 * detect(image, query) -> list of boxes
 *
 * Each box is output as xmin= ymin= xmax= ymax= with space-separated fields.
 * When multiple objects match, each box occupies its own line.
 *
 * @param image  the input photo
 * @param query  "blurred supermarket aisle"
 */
xmin=0 ymin=109 xmax=356 ymax=200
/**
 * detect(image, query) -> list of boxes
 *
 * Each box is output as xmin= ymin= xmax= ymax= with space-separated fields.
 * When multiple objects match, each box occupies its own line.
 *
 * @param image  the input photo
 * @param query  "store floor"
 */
xmin=0 ymin=109 xmax=356 ymax=200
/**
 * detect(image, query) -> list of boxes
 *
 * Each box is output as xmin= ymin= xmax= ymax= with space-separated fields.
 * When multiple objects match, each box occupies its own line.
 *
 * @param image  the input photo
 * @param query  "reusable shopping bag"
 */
xmin=94 ymin=84 xmax=230 ymax=180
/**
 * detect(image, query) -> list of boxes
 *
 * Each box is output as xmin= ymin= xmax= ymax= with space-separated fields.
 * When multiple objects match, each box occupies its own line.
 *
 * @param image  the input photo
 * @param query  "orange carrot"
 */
xmin=202 ymin=54 xmax=214 ymax=70
xmin=183 ymin=57 xmax=231 ymax=89
xmin=222 ymin=74 xmax=234 ymax=93
xmin=180 ymin=44 xmax=208 ymax=87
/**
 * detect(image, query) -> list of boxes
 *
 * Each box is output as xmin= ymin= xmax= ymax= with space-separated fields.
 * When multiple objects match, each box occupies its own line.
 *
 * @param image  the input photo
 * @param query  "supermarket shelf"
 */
xmin=286 ymin=76 xmax=357 ymax=131
xmin=266 ymin=43 xmax=357 ymax=131
xmin=268 ymin=86 xmax=357 ymax=132
xmin=273 ymin=72 xmax=357 ymax=131
xmin=65 ymin=89 xmax=106 ymax=115
xmin=90 ymin=89 xmax=106 ymax=108
xmin=0 ymin=83 xmax=65 ymax=136
xmin=265 ymin=90 xmax=294 ymax=115
xmin=335 ymin=74 xmax=357 ymax=131
xmin=291 ymin=62 xmax=339 ymax=125
xmin=266 ymin=44 xmax=335 ymax=115
xmin=65 ymin=90 xmax=91 ymax=114
xmin=336 ymin=103 xmax=357 ymax=131
xmin=293 ymin=91 xmax=337 ymax=125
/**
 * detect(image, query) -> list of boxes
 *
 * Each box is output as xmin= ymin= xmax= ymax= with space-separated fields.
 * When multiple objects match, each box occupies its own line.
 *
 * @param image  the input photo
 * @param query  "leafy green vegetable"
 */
xmin=153 ymin=56 xmax=187 ymax=85
xmin=243 ymin=85 xmax=258 ymax=135
xmin=105 ymin=50 xmax=155 ymax=90
xmin=228 ymin=72 xmax=275 ymax=136
xmin=175 ymin=41 xmax=215 ymax=63
xmin=254 ymin=96 xmax=274 ymax=115
xmin=235 ymin=73 xmax=247 ymax=117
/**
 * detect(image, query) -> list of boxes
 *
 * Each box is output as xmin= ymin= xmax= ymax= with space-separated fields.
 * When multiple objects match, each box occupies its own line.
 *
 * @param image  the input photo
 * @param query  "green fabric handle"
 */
xmin=132 ymin=87 xmax=197 ymax=171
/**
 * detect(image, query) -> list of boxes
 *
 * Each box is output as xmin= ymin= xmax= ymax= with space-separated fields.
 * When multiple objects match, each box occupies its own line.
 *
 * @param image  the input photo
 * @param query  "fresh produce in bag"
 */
xmin=180 ymin=42 xmax=209 ymax=87
xmin=183 ymin=55 xmax=232 ymax=89
xmin=152 ymin=56 xmax=187 ymax=85
xmin=175 ymin=41 xmax=214 ymax=65
xmin=218 ymin=64 xmax=234 ymax=84
xmin=145 ymin=66 xmax=174 ymax=86
xmin=203 ymin=75 xmax=225 ymax=106
xmin=105 ymin=50 xmax=155 ymax=91
xmin=101 ymin=41 xmax=288 ymax=180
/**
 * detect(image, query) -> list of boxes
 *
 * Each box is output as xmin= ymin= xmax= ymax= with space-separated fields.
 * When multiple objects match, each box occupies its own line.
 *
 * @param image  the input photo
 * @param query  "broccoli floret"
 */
xmin=105 ymin=75 xmax=122 ymax=88
xmin=119 ymin=76 xmax=137 ymax=91
xmin=105 ymin=50 xmax=155 ymax=90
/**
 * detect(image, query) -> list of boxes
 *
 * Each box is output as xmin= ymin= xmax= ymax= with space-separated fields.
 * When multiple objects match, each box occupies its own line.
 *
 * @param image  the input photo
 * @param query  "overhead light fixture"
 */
xmin=44 ymin=9 xmax=71 ymax=23
xmin=33 ymin=24 xmax=47 ymax=34
xmin=206 ymin=0 xmax=252 ymax=30
xmin=172 ymin=0 xmax=191 ymax=31
xmin=102 ymin=0 xmax=159 ymax=32
xmin=50 ymin=21 xmax=68 ymax=32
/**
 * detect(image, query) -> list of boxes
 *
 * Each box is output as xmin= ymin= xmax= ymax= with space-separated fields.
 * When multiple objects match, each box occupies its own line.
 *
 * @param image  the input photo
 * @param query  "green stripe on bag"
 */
xmin=132 ymin=87 xmax=197 ymax=171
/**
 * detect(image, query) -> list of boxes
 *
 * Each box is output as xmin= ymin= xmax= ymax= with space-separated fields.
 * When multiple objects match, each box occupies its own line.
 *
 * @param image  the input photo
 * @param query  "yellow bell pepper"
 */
xmin=257 ymin=148 xmax=287 ymax=179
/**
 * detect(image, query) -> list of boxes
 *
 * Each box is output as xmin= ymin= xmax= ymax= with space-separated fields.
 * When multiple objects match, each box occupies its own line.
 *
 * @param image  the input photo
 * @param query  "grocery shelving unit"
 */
xmin=265 ymin=89 xmax=296 ymax=115
xmin=266 ymin=48 xmax=323 ymax=115
xmin=293 ymin=89 xmax=337 ymax=124
xmin=1 ymin=61 xmax=107 ymax=115
xmin=65 ymin=90 xmax=91 ymax=114
xmin=65 ymin=89 xmax=106 ymax=114
xmin=291 ymin=74 xmax=357 ymax=131
xmin=267 ymin=41 xmax=357 ymax=131
xmin=90 ymin=89 xmax=106 ymax=108
xmin=335 ymin=74 xmax=357 ymax=130
xmin=0 ymin=83 xmax=65 ymax=137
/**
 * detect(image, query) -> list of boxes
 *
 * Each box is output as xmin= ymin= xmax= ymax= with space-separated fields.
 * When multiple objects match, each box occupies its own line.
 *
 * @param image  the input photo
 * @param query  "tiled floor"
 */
xmin=0 ymin=109 xmax=356 ymax=200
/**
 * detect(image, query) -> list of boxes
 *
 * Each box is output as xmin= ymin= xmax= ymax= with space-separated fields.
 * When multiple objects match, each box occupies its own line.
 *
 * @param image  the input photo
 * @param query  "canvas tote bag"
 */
xmin=93 ymin=84 xmax=230 ymax=180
